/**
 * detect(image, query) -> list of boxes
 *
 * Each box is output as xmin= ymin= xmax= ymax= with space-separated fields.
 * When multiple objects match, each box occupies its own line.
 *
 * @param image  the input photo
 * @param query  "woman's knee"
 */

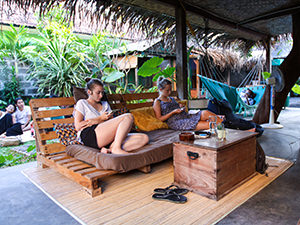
xmin=120 ymin=113 xmax=134 ymax=122
xmin=140 ymin=133 xmax=149 ymax=145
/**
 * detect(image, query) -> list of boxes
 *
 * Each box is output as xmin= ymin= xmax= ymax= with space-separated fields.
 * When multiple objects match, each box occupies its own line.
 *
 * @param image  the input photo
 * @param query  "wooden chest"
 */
xmin=173 ymin=130 xmax=257 ymax=200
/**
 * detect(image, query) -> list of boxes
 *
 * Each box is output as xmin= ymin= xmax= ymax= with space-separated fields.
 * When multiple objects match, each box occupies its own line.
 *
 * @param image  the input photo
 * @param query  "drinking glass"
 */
xmin=208 ymin=116 xmax=217 ymax=135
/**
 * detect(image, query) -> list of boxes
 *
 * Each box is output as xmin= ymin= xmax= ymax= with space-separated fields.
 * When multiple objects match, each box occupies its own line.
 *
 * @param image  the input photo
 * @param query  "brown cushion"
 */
xmin=66 ymin=129 xmax=180 ymax=172
xmin=73 ymin=86 xmax=88 ymax=102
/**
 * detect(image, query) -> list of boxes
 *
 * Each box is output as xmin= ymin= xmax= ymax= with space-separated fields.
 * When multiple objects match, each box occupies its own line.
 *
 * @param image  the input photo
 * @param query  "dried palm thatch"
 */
xmin=1 ymin=0 xmax=296 ymax=53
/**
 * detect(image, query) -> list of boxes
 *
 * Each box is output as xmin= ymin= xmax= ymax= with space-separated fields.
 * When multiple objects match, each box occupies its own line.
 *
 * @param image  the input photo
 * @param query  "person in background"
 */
xmin=13 ymin=97 xmax=32 ymax=131
xmin=153 ymin=77 xmax=223 ymax=131
xmin=240 ymin=88 xmax=256 ymax=105
xmin=0 ymin=104 xmax=16 ymax=136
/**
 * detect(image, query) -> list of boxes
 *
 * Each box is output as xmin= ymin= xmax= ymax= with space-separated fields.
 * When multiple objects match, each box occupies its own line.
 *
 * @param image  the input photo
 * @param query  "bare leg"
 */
xmin=94 ymin=113 xmax=133 ymax=154
xmin=200 ymin=110 xmax=223 ymax=124
xmin=121 ymin=133 xmax=149 ymax=151
xmin=195 ymin=110 xmax=224 ymax=130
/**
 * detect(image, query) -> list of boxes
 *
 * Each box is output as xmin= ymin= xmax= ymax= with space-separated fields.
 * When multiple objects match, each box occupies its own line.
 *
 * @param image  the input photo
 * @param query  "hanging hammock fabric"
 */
xmin=199 ymin=75 xmax=266 ymax=117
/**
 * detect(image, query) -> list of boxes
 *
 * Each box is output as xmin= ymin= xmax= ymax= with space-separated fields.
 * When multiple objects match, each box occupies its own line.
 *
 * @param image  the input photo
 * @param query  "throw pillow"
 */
xmin=53 ymin=123 xmax=82 ymax=146
xmin=112 ymin=107 xmax=130 ymax=117
xmin=131 ymin=107 xmax=168 ymax=132
xmin=73 ymin=86 xmax=88 ymax=102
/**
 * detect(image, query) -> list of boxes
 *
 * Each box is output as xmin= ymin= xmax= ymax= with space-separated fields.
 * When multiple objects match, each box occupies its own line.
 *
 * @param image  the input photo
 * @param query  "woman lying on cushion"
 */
xmin=153 ymin=77 xmax=223 ymax=131
xmin=74 ymin=78 xmax=149 ymax=154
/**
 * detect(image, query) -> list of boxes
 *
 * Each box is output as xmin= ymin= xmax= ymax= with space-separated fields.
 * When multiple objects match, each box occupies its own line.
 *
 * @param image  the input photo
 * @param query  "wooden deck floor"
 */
xmin=22 ymin=157 xmax=293 ymax=225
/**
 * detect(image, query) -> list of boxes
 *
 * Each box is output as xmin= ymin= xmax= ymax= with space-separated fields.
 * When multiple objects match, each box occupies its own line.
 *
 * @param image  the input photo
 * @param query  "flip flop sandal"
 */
xmin=152 ymin=193 xmax=187 ymax=204
xmin=153 ymin=184 xmax=189 ymax=195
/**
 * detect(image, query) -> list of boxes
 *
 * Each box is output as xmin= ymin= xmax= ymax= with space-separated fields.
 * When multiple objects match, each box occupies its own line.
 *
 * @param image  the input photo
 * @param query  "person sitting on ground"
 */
xmin=240 ymin=88 xmax=256 ymax=105
xmin=74 ymin=78 xmax=149 ymax=154
xmin=13 ymin=97 xmax=32 ymax=131
xmin=153 ymin=77 xmax=223 ymax=131
xmin=0 ymin=104 xmax=17 ymax=136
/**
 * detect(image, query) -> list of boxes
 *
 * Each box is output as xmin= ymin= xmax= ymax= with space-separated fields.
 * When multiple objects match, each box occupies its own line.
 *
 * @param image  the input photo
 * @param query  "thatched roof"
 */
xmin=2 ymin=0 xmax=299 ymax=51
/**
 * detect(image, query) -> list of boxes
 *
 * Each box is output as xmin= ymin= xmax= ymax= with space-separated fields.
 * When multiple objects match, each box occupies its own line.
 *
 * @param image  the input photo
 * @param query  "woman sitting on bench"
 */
xmin=153 ymin=77 xmax=223 ymax=130
xmin=74 ymin=78 xmax=149 ymax=154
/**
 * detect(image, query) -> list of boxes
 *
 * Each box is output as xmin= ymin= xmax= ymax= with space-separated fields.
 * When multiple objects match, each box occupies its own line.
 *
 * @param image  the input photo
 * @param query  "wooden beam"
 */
xmin=238 ymin=5 xmax=300 ymax=26
xmin=156 ymin=0 xmax=267 ymax=40
xmin=175 ymin=4 xmax=188 ymax=100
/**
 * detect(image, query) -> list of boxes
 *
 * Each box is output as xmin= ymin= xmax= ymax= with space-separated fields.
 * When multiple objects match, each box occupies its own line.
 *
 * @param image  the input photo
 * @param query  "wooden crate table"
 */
xmin=173 ymin=129 xmax=257 ymax=200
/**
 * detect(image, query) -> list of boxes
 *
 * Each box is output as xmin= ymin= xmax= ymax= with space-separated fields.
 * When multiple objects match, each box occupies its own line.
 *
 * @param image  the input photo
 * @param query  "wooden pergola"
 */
xmin=4 ymin=0 xmax=300 ymax=123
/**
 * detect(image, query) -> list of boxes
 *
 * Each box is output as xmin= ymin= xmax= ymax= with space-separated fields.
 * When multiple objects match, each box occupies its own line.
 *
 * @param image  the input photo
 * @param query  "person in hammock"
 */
xmin=240 ymin=88 xmax=256 ymax=105
xmin=153 ymin=77 xmax=223 ymax=131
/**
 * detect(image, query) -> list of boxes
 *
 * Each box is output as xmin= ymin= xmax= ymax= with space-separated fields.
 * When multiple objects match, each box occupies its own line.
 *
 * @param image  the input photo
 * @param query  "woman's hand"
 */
xmin=99 ymin=112 xmax=113 ymax=121
xmin=172 ymin=108 xmax=183 ymax=114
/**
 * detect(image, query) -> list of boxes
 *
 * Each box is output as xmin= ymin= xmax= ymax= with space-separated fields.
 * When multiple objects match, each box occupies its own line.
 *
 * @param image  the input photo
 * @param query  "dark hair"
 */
xmin=157 ymin=77 xmax=172 ymax=90
xmin=86 ymin=78 xmax=104 ymax=91
xmin=7 ymin=104 xmax=16 ymax=113
xmin=86 ymin=78 xmax=108 ymax=101
xmin=14 ymin=97 xmax=23 ymax=104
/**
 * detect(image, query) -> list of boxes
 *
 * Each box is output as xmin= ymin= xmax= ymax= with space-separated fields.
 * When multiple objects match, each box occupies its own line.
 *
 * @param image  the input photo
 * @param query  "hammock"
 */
xmin=199 ymin=75 xmax=266 ymax=117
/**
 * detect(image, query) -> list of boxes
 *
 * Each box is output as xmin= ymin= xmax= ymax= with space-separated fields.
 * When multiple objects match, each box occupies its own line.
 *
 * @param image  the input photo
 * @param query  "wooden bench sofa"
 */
xmin=30 ymin=91 xmax=180 ymax=197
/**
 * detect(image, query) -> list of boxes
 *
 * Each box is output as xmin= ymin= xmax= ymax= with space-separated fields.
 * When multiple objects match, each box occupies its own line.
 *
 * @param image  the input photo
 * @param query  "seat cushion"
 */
xmin=66 ymin=129 xmax=180 ymax=172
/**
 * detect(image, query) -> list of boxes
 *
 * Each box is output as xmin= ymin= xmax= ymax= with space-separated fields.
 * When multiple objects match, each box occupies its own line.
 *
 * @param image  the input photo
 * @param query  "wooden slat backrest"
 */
xmin=30 ymin=97 xmax=76 ymax=156
xmin=30 ymin=92 xmax=179 ymax=156
xmin=122 ymin=91 xmax=178 ymax=110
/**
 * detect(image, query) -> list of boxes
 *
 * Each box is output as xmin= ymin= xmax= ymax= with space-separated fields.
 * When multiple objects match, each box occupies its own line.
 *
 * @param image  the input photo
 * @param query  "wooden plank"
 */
xmin=69 ymin=164 xmax=93 ymax=172
xmin=29 ymin=97 xmax=75 ymax=108
xmin=35 ymin=107 xmax=74 ymax=119
xmin=126 ymin=102 xmax=154 ymax=110
xmin=121 ymin=92 xmax=159 ymax=101
xmin=84 ymin=170 xmax=118 ymax=180
xmin=63 ymin=161 xmax=85 ymax=168
xmin=37 ymin=117 xmax=74 ymax=129
xmin=56 ymin=158 xmax=78 ymax=165
xmin=46 ymin=152 xmax=67 ymax=158
xmin=24 ymin=157 xmax=292 ymax=224
xmin=40 ymin=131 xmax=57 ymax=141
xmin=41 ymin=143 xmax=66 ymax=155
xmin=76 ymin=168 xmax=100 ymax=176
xmin=37 ymin=154 xmax=94 ymax=189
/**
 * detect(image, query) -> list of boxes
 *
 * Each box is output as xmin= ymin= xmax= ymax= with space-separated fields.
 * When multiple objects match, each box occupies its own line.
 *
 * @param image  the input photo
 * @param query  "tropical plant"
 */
xmin=138 ymin=56 xmax=176 ymax=82
xmin=28 ymin=9 xmax=89 ymax=97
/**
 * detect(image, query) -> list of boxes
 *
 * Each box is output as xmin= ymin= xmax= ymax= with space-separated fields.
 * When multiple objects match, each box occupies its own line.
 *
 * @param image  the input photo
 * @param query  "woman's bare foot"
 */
xmin=100 ymin=147 xmax=111 ymax=154
xmin=111 ymin=147 xmax=128 ymax=154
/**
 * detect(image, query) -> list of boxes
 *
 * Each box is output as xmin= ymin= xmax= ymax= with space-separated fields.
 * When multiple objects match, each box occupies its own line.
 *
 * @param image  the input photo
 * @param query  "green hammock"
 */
xmin=199 ymin=75 xmax=266 ymax=117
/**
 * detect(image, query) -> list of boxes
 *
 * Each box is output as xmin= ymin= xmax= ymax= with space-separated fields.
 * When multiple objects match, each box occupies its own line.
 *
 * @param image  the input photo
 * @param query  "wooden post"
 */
xmin=175 ymin=4 xmax=188 ymax=100
xmin=266 ymin=38 xmax=272 ymax=73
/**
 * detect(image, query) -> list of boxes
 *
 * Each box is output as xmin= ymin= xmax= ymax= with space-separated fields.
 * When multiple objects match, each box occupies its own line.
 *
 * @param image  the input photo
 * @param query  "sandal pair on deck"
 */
xmin=152 ymin=184 xmax=189 ymax=204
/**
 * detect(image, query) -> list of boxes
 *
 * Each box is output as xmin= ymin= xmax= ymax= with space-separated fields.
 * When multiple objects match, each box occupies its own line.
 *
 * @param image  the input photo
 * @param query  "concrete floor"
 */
xmin=0 ymin=101 xmax=299 ymax=225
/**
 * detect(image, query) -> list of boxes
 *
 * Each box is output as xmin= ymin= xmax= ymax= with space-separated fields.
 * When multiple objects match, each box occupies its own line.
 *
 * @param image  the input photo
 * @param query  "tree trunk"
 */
xmin=253 ymin=12 xmax=300 ymax=124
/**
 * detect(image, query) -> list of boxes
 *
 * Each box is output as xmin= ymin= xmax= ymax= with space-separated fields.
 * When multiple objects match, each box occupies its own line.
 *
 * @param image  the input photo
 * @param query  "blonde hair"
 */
xmin=157 ymin=77 xmax=172 ymax=90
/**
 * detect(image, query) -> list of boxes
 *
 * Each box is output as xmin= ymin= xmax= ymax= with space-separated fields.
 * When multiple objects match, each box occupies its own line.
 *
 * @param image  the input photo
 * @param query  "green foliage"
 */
xmin=153 ymin=66 xmax=176 ymax=81
xmin=262 ymin=72 xmax=271 ymax=80
xmin=0 ymin=61 xmax=23 ymax=107
xmin=292 ymin=84 xmax=300 ymax=95
xmin=27 ymin=9 xmax=88 ymax=97
xmin=0 ymin=142 xmax=36 ymax=168
xmin=138 ymin=57 xmax=164 ymax=77
xmin=102 ymin=68 xmax=125 ymax=83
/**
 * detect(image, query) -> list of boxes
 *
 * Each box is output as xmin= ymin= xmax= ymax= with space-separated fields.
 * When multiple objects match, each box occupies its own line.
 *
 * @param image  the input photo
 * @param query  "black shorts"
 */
xmin=80 ymin=124 xmax=99 ymax=149
xmin=80 ymin=125 xmax=111 ymax=150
